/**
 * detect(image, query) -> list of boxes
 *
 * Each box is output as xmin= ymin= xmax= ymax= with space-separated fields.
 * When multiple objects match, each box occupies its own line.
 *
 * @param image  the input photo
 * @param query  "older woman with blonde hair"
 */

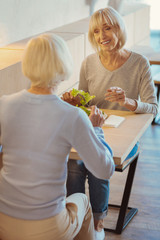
xmin=0 ymin=33 xmax=115 ymax=240
xmin=63 ymin=7 xmax=158 ymax=240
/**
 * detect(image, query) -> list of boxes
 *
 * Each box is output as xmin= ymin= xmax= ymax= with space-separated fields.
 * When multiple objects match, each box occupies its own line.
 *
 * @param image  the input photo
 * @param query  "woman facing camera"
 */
xmin=63 ymin=7 xmax=158 ymax=240
xmin=0 ymin=33 xmax=115 ymax=240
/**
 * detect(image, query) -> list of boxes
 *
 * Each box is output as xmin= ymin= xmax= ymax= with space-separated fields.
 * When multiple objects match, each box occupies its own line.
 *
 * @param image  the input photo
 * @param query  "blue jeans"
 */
xmin=67 ymin=143 xmax=139 ymax=220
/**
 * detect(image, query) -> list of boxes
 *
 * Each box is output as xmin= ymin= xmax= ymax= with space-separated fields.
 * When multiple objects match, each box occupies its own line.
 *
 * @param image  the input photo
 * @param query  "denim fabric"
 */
xmin=94 ymin=127 xmax=113 ymax=157
xmin=125 ymin=142 xmax=139 ymax=160
xmin=67 ymin=160 xmax=109 ymax=220
xmin=67 ymin=143 xmax=139 ymax=220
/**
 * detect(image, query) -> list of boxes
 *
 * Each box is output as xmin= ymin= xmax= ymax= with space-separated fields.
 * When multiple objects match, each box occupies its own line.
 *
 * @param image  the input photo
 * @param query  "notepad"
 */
xmin=103 ymin=115 xmax=125 ymax=128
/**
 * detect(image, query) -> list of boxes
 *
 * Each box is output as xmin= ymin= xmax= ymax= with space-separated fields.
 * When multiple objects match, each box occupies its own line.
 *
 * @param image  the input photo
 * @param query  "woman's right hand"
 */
xmin=105 ymin=87 xmax=126 ymax=105
xmin=61 ymin=91 xmax=82 ymax=106
xmin=89 ymin=106 xmax=105 ymax=127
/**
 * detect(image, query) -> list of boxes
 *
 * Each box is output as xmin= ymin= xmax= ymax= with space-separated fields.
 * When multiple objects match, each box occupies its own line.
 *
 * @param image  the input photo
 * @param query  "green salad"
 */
xmin=71 ymin=89 xmax=95 ymax=116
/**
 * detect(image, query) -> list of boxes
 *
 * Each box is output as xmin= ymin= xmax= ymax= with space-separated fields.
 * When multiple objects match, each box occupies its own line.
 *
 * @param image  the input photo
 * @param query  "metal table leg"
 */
xmin=104 ymin=154 xmax=139 ymax=234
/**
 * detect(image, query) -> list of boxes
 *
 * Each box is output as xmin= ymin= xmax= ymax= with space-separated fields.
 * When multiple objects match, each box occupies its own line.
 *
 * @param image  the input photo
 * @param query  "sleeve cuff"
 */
xmin=94 ymin=127 xmax=113 ymax=156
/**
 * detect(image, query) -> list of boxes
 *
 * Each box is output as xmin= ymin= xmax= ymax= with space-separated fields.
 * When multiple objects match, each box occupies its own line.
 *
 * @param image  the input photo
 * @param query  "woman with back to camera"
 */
xmin=63 ymin=7 xmax=158 ymax=240
xmin=0 ymin=33 xmax=115 ymax=240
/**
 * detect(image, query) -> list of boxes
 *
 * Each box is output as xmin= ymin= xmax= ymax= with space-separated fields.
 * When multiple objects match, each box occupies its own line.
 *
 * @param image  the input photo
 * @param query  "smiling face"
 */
xmin=93 ymin=21 xmax=119 ymax=53
xmin=88 ymin=7 xmax=127 ymax=54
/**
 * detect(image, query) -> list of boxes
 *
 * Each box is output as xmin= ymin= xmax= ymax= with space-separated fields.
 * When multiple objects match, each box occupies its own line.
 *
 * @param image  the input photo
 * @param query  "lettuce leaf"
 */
xmin=71 ymin=88 xmax=95 ymax=106
xmin=79 ymin=106 xmax=91 ymax=116
xmin=70 ymin=89 xmax=106 ymax=117
xmin=69 ymin=89 xmax=96 ymax=116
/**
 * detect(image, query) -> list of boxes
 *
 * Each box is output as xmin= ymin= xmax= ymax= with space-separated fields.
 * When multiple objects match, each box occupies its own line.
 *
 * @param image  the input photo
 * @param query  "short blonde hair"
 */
xmin=88 ymin=7 xmax=127 ymax=53
xmin=22 ymin=33 xmax=73 ymax=88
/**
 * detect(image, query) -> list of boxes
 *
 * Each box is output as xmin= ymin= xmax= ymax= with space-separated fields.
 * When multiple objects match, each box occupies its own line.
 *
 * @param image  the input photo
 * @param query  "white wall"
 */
xmin=0 ymin=0 xmax=108 ymax=47
xmin=0 ymin=0 xmax=90 ymax=47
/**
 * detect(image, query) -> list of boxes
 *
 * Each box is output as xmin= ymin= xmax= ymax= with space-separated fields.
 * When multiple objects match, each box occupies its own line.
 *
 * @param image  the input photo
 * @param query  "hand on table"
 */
xmin=89 ymin=106 xmax=105 ymax=127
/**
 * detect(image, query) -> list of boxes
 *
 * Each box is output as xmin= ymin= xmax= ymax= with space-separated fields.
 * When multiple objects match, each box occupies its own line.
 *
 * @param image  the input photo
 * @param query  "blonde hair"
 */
xmin=22 ymin=33 xmax=73 ymax=88
xmin=88 ymin=7 xmax=127 ymax=53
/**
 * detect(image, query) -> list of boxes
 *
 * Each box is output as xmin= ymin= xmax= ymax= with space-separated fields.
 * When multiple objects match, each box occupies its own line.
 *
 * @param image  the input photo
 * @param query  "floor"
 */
xmin=104 ymin=123 xmax=160 ymax=240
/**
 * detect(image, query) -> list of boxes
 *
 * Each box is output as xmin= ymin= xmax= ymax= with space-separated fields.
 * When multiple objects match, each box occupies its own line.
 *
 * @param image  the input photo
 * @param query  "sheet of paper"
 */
xmin=103 ymin=115 xmax=125 ymax=128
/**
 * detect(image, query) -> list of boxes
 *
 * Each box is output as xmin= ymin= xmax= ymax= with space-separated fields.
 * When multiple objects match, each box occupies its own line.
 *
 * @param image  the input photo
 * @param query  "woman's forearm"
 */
xmin=120 ymin=98 xmax=137 ymax=112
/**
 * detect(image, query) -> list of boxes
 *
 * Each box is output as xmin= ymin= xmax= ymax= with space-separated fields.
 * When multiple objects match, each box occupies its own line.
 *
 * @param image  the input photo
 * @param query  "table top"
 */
xmin=69 ymin=109 xmax=153 ymax=165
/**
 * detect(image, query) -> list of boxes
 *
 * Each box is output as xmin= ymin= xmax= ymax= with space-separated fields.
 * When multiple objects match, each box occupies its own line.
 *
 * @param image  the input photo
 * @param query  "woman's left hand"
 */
xmin=61 ymin=91 xmax=82 ymax=106
xmin=105 ymin=87 xmax=126 ymax=106
xmin=89 ymin=106 xmax=105 ymax=127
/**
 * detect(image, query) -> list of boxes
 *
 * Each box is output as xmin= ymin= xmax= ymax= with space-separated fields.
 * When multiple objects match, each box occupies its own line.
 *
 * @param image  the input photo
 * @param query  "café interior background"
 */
xmin=0 ymin=0 xmax=159 ymax=48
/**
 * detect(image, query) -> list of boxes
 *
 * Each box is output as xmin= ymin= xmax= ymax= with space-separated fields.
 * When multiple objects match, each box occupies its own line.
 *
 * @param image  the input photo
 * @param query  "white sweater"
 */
xmin=0 ymin=90 xmax=114 ymax=220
